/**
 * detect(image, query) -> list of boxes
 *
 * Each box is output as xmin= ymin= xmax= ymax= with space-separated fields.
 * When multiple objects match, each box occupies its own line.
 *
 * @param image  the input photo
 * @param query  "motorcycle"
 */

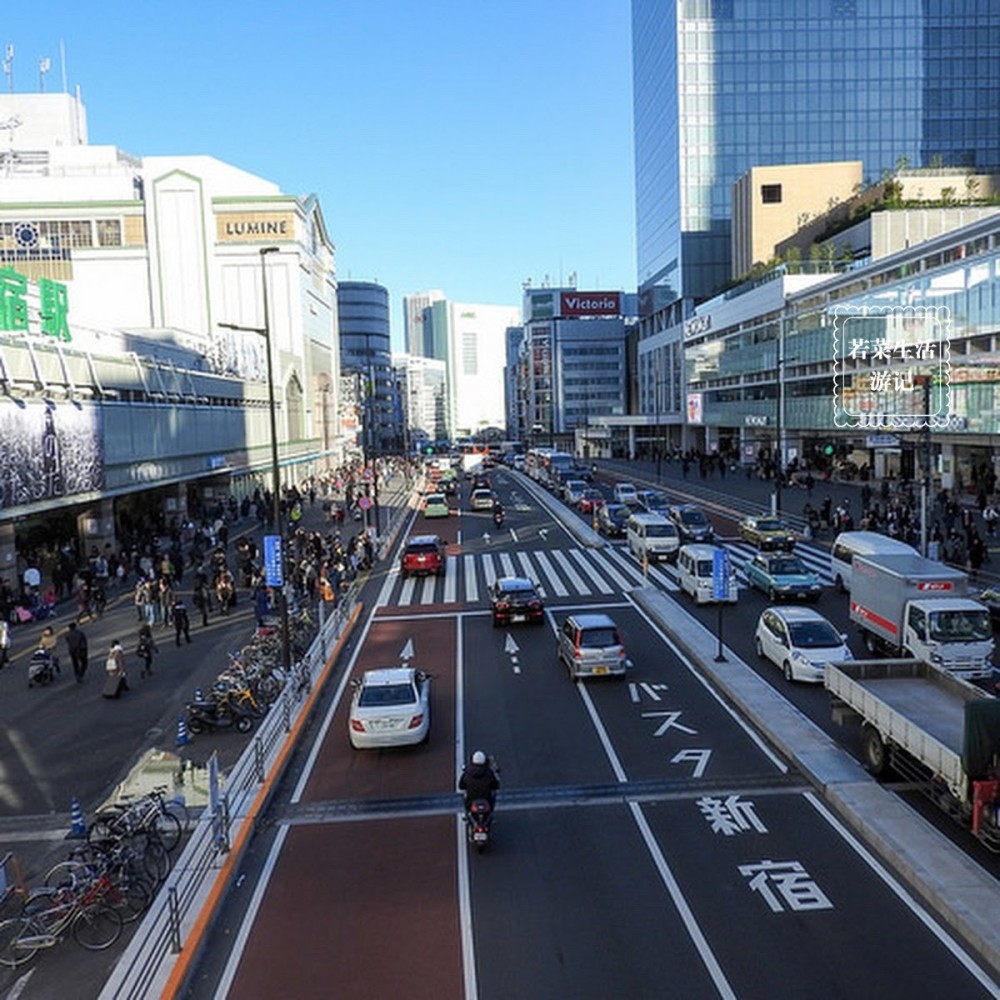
xmin=28 ymin=649 xmax=57 ymax=688
xmin=492 ymin=509 xmax=504 ymax=528
xmin=185 ymin=693 xmax=255 ymax=734
xmin=464 ymin=798 xmax=494 ymax=852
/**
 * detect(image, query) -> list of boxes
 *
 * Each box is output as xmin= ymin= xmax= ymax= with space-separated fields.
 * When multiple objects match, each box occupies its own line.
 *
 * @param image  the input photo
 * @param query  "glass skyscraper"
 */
xmin=632 ymin=0 xmax=1000 ymax=315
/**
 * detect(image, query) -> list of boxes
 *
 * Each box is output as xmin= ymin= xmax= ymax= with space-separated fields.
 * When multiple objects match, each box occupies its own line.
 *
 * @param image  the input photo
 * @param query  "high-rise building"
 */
xmin=402 ymin=290 xmax=444 ymax=357
xmin=631 ymin=0 xmax=1000 ymax=320
xmin=337 ymin=281 xmax=402 ymax=455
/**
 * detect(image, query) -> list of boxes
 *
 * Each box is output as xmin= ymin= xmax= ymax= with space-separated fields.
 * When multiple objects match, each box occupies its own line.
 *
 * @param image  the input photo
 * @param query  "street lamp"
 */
xmin=219 ymin=245 xmax=291 ymax=677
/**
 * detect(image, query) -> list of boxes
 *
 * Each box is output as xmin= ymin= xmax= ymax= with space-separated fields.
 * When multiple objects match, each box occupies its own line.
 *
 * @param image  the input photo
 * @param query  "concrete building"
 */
xmin=418 ymin=296 xmax=519 ymax=440
xmin=394 ymin=353 xmax=447 ymax=449
xmin=402 ymin=289 xmax=444 ymax=357
xmin=0 ymin=88 xmax=339 ymax=576
xmin=518 ymin=288 xmax=633 ymax=455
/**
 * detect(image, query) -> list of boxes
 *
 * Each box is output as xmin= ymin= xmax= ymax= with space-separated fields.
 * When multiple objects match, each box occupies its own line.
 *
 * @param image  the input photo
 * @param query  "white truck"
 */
xmin=826 ymin=658 xmax=1000 ymax=851
xmin=849 ymin=552 xmax=993 ymax=679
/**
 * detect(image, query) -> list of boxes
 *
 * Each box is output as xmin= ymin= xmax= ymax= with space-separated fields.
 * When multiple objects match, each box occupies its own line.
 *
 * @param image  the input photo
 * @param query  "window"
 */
xmin=761 ymin=184 xmax=783 ymax=204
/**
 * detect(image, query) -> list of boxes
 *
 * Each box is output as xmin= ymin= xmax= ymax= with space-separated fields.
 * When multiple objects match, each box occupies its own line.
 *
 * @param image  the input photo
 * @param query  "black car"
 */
xmin=668 ymin=504 xmax=715 ymax=543
xmin=597 ymin=503 xmax=629 ymax=538
xmin=489 ymin=576 xmax=545 ymax=626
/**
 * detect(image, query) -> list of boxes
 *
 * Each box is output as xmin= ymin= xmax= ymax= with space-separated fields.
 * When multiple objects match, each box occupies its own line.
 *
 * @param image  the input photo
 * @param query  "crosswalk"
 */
xmin=377 ymin=537 xmax=835 ymax=609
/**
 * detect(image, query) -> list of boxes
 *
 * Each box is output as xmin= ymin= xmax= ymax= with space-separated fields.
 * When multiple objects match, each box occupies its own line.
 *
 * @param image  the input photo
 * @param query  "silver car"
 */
xmin=557 ymin=613 xmax=630 ymax=679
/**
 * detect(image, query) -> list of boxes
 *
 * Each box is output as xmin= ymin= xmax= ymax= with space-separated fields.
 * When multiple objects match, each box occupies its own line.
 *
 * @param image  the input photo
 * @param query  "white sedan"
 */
xmin=754 ymin=606 xmax=852 ymax=683
xmin=348 ymin=667 xmax=431 ymax=749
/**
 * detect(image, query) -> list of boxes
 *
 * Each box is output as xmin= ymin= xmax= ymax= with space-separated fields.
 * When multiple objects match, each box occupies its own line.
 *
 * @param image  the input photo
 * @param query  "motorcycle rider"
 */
xmin=459 ymin=750 xmax=500 ymax=812
xmin=491 ymin=498 xmax=504 ymax=526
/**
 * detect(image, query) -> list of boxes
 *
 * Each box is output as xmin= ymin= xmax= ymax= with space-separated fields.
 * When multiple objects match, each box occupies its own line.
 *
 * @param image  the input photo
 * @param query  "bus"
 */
xmin=525 ymin=447 xmax=575 ymax=490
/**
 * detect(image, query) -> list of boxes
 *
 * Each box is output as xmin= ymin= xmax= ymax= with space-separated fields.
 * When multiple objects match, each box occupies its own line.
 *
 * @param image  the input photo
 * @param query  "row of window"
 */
xmin=0 ymin=220 xmax=124 ymax=249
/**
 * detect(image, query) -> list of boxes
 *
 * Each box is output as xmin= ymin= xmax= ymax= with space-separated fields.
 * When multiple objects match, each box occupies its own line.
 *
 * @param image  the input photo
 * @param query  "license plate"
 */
xmin=593 ymin=666 xmax=608 ymax=675
xmin=473 ymin=831 xmax=487 ymax=842
xmin=511 ymin=614 xmax=525 ymax=623
xmin=796 ymin=592 xmax=806 ymax=599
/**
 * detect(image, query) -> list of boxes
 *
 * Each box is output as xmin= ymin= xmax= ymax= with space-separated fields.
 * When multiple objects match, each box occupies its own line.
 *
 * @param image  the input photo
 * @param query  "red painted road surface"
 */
xmin=223 ymin=614 xmax=467 ymax=999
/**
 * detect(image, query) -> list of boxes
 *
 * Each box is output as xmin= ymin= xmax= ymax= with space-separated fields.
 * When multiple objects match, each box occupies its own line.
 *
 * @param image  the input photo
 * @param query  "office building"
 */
xmin=631 ymin=0 xmax=1000 ymax=322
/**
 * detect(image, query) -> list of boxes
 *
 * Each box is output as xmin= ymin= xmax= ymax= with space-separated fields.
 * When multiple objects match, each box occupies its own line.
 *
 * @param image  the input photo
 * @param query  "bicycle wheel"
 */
xmin=141 ymin=837 xmax=170 ymax=885
xmin=43 ymin=860 xmax=89 ymax=890
xmin=72 ymin=905 xmax=122 ymax=951
xmin=0 ymin=916 xmax=40 ymax=967
xmin=110 ymin=874 xmax=152 ymax=924
xmin=152 ymin=810 xmax=182 ymax=853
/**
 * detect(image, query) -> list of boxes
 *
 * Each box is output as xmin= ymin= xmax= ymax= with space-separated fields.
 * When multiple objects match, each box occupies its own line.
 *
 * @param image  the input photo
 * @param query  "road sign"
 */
xmin=358 ymin=495 xmax=373 ymax=510
xmin=263 ymin=534 xmax=284 ymax=587
xmin=712 ymin=548 xmax=731 ymax=602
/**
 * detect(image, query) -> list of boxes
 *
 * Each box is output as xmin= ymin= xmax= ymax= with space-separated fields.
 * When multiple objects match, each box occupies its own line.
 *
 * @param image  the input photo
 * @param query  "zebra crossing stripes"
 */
xmin=532 ymin=551 xmax=569 ymax=596
xmin=551 ymin=550 xmax=589 ymax=592
xmin=568 ymin=549 xmax=616 ymax=594
xmin=464 ymin=553 xmax=479 ymax=602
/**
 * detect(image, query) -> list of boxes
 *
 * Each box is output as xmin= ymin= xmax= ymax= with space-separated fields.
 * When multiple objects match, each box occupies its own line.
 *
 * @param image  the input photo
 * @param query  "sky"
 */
xmin=2 ymin=1 xmax=637 ymax=351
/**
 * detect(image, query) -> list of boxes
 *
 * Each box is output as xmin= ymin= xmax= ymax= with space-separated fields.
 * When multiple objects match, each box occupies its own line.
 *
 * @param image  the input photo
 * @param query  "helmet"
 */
xmin=471 ymin=750 xmax=487 ymax=766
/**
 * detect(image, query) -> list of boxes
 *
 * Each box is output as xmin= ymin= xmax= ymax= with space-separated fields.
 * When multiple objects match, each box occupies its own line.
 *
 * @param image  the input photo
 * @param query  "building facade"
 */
xmin=631 ymin=0 xmax=1000 ymax=318
xmin=337 ymin=281 xmax=401 ymax=457
xmin=0 ymin=89 xmax=340 ymax=575
xmin=683 ymin=212 xmax=1000 ymax=491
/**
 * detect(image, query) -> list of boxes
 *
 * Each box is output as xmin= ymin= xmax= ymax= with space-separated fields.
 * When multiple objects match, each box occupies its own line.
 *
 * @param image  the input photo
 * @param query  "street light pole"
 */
xmin=219 ymin=245 xmax=291 ymax=678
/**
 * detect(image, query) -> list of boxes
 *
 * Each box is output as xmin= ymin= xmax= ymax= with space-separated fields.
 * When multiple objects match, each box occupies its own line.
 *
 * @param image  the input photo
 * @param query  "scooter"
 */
xmin=185 ymin=693 xmax=255 ymax=734
xmin=27 ymin=649 xmax=57 ymax=688
xmin=464 ymin=799 xmax=494 ymax=852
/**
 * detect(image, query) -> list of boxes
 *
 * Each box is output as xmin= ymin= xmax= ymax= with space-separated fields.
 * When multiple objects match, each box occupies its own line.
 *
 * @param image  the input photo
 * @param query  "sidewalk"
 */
xmin=593 ymin=455 xmax=1000 ymax=584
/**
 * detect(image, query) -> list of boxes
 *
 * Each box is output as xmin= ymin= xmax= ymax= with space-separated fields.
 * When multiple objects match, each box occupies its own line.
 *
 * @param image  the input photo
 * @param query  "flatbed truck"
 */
xmin=826 ymin=658 xmax=1000 ymax=851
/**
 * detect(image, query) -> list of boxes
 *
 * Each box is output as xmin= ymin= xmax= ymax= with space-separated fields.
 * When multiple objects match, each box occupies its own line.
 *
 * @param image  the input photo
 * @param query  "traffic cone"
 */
xmin=175 ymin=714 xmax=191 ymax=748
xmin=68 ymin=797 xmax=86 ymax=839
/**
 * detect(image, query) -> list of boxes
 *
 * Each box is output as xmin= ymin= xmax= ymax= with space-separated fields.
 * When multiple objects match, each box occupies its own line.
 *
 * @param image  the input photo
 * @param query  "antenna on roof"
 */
xmin=60 ymin=40 xmax=67 ymax=93
xmin=39 ymin=56 xmax=50 ymax=92
xmin=3 ymin=45 xmax=13 ymax=93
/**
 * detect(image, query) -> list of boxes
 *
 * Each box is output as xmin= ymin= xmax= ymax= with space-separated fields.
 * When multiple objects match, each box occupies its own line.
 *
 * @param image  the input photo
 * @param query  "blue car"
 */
xmin=743 ymin=553 xmax=822 ymax=602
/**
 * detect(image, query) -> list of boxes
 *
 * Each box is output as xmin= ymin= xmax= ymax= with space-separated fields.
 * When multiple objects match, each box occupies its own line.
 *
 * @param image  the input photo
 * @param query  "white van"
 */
xmin=677 ymin=544 xmax=738 ymax=604
xmin=626 ymin=512 xmax=680 ymax=564
xmin=830 ymin=530 xmax=916 ymax=593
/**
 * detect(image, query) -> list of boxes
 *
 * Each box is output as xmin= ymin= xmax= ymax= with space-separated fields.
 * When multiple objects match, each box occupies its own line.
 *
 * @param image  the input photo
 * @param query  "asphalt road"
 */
xmin=183 ymin=469 xmax=1000 ymax=999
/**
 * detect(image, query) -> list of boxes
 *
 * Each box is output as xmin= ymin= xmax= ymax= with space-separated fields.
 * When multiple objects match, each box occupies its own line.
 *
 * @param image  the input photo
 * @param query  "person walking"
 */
xmin=39 ymin=625 xmax=60 ymax=675
xmin=136 ymin=623 xmax=158 ymax=678
xmin=172 ymin=597 xmax=191 ymax=646
xmin=65 ymin=621 xmax=89 ymax=683
xmin=102 ymin=640 xmax=128 ymax=699
xmin=193 ymin=578 xmax=211 ymax=627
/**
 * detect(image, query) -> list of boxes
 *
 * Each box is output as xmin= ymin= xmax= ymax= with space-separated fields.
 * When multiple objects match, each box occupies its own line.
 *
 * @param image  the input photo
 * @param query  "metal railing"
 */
xmin=98 ymin=594 xmax=359 ymax=1000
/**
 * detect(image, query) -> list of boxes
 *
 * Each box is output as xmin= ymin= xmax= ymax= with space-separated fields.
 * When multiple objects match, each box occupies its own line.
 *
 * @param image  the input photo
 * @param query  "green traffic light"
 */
xmin=823 ymin=444 xmax=835 ymax=456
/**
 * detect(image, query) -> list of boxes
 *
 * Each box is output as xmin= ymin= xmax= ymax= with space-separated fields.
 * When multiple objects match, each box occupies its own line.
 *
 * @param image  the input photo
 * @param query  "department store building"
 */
xmin=0 ymin=91 xmax=340 ymax=581
xmin=682 ymin=212 xmax=1000 ymax=491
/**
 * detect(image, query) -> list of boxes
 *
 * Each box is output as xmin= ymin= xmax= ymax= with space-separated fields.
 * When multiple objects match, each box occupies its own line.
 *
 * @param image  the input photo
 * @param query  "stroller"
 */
xmin=28 ymin=647 xmax=57 ymax=687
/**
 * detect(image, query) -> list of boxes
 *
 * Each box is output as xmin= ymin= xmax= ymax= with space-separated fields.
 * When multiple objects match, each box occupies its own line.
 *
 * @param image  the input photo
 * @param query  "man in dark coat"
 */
xmin=65 ymin=621 xmax=89 ymax=683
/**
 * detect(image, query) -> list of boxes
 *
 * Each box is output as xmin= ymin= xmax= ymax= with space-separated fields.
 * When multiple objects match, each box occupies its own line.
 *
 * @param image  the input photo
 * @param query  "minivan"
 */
xmin=830 ymin=531 xmax=916 ymax=593
xmin=677 ymin=544 xmax=737 ymax=604
xmin=626 ymin=512 xmax=680 ymax=564
xmin=557 ymin=613 xmax=630 ymax=679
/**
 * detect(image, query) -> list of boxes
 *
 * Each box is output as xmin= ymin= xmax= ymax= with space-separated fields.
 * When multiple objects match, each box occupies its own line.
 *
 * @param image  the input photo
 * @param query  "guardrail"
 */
xmin=98 ymin=593 xmax=360 ymax=1000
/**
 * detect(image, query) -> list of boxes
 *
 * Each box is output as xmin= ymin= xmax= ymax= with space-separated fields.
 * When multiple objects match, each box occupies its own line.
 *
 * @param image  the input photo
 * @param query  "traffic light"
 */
xmin=823 ymin=443 xmax=835 ymax=457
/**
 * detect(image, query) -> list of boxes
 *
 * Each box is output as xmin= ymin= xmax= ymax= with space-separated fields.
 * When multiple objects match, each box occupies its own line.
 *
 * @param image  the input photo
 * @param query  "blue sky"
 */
xmin=3 ymin=2 xmax=637 ymax=350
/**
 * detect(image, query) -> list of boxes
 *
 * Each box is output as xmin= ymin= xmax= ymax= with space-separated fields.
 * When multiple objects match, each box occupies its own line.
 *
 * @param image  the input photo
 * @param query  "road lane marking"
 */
xmin=568 ymin=548 xmax=615 ymax=593
xmin=533 ymin=551 xmax=569 ymax=597
xmin=552 ymin=549 xmax=588 ymax=593
xmin=464 ymin=553 xmax=478 ymax=602
xmin=575 ymin=682 xmax=737 ymax=999
xmin=454 ymin=618 xmax=478 ymax=1000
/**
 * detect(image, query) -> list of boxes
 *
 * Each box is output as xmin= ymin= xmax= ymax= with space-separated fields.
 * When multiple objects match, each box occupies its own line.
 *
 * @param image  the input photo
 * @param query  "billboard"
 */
xmin=559 ymin=291 xmax=621 ymax=318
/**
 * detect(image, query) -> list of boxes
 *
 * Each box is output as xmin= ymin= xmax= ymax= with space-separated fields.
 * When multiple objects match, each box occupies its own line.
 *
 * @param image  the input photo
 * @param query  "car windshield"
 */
xmin=610 ymin=509 xmax=629 ymax=523
xmin=696 ymin=560 xmax=714 ymax=575
xmin=928 ymin=610 xmax=992 ymax=642
xmin=646 ymin=524 xmax=676 ymax=537
xmin=359 ymin=682 xmax=417 ymax=707
xmin=503 ymin=589 xmax=535 ymax=601
xmin=788 ymin=621 xmax=843 ymax=648
xmin=772 ymin=558 xmax=807 ymax=575
xmin=426 ymin=496 xmax=445 ymax=504
xmin=681 ymin=510 xmax=708 ymax=526
xmin=407 ymin=543 xmax=439 ymax=556
xmin=580 ymin=628 xmax=619 ymax=648
xmin=755 ymin=519 xmax=785 ymax=532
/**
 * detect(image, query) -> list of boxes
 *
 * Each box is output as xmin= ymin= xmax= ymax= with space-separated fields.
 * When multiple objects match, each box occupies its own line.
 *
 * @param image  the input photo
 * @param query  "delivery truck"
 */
xmin=826 ymin=658 xmax=1000 ymax=851
xmin=849 ymin=552 xmax=994 ymax=680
